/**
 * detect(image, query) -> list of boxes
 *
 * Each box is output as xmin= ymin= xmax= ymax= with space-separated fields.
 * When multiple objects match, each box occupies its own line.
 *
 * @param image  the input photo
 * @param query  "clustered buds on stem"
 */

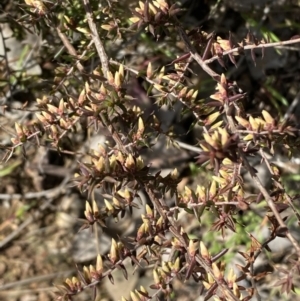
xmin=9 ymin=1 xmax=300 ymax=301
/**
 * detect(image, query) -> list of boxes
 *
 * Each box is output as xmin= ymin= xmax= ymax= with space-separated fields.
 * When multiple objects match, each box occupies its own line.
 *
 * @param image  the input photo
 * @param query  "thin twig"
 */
xmin=82 ymin=0 xmax=109 ymax=76
xmin=54 ymin=228 xmax=173 ymax=298
xmin=283 ymin=91 xmax=300 ymax=122
xmin=176 ymin=26 xmax=220 ymax=82
xmin=176 ymin=27 xmax=300 ymax=297
xmin=204 ymin=37 xmax=300 ymax=65
xmin=236 ymin=129 xmax=300 ymax=135
xmin=0 ymin=25 xmax=13 ymax=104
xmin=0 ymin=178 xmax=69 ymax=200
xmin=0 ymin=270 xmax=74 ymax=290
xmin=259 ymin=148 xmax=300 ymax=224
xmin=55 ymin=24 xmax=95 ymax=91
xmin=168 ymin=202 xmax=240 ymax=212
xmin=56 ymin=27 xmax=85 ymax=73
xmin=174 ymin=140 xmax=203 ymax=153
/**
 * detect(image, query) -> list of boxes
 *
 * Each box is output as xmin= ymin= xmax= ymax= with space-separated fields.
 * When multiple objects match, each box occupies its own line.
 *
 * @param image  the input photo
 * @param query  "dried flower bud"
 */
xmin=196 ymin=185 xmax=206 ymax=201
xmin=203 ymin=133 xmax=217 ymax=148
xmin=130 ymin=291 xmax=139 ymax=301
xmin=35 ymin=112 xmax=47 ymax=124
xmin=64 ymin=278 xmax=73 ymax=290
xmin=15 ymin=123 xmax=25 ymax=139
xmin=262 ymin=110 xmax=274 ymax=124
xmin=104 ymin=199 xmax=115 ymax=215
xmin=112 ymin=197 xmax=121 ymax=208
xmin=206 ymin=111 xmax=220 ymax=125
xmin=114 ymin=71 xmax=121 ymax=89
xmin=227 ymin=268 xmax=236 ymax=283
xmin=233 ymin=282 xmax=240 ymax=297
xmin=178 ymin=87 xmax=188 ymax=99
xmin=170 ymin=168 xmax=179 ymax=179
xmin=109 ymin=238 xmax=119 ymax=263
xmin=77 ymin=88 xmax=85 ymax=106
xmin=147 ymin=61 xmax=153 ymax=78
xmin=235 ymin=116 xmax=250 ymax=128
xmin=59 ymin=118 xmax=69 ymax=130
xmin=199 ymin=241 xmax=210 ymax=259
xmin=173 ymin=257 xmax=180 ymax=273
xmin=137 ymin=223 xmax=146 ymax=241
xmin=209 ymin=180 xmax=217 ymax=199
xmin=89 ymin=264 xmax=97 ymax=280
xmin=107 ymin=71 xmax=114 ymax=85
xmin=162 ymin=261 xmax=171 ymax=273
xmin=96 ymin=254 xmax=103 ymax=275
xmin=92 ymin=200 xmax=99 ymax=217
xmin=188 ymin=239 xmax=198 ymax=257
xmin=93 ymin=156 xmax=105 ymax=172
xmin=116 ymin=151 xmax=125 ymax=164
xmin=145 ymin=204 xmax=153 ymax=218
xmin=84 ymin=201 xmax=93 ymax=221
xmin=47 ymin=104 xmax=58 ymax=114
xmin=212 ymin=175 xmax=227 ymax=186
xmin=83 ymin=266 xmax=91 ymax=283
xmin=125 ymin=154 xmax=135 ymax=169
xmin=219 ymin=128 xmax=229 ymax=146
xmin=153 ymin=269 xmax=160 ymax=285
xmin=137 ymin=117 xmax=145 ymax=136
xmin=58 ymin=98 xmax=65 ymax=115
xmin=212 ymin=263 xmax=222 ymax=280
xmin=136 ymin=156 xmax=145 ymax=170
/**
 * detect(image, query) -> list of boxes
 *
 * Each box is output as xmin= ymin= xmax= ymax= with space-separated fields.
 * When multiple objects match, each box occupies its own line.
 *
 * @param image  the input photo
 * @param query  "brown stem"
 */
xmin=204 ymin=37 xmax=300 ymax=65
xmin=259 ymin=149 xmax=300 ymax=235
xmin=82 ymin=0 xmax=109 ymax=77
xmin=56 ymin=27 xmax=85 ymax=73
xmin=177 ymin=26 xmax=221 ymax=82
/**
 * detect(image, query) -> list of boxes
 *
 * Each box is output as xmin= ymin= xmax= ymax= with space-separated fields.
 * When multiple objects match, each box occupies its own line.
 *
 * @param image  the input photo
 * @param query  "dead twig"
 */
xmin=0 ymin=174 xmax=71 ymax=249
xmin=81 ymin=0 xmax=109 ymax=77
xmin=0 ymin=270 xmax=74 ymax=291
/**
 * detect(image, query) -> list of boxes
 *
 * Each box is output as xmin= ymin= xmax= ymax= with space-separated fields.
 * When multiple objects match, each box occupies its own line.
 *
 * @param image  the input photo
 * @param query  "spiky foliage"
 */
xmin=2 ymin=0 xmax=300 ymax=301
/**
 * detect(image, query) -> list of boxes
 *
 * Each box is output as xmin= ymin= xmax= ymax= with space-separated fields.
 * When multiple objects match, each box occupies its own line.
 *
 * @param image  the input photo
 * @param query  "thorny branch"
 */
xmin=177 ymin=24 xmax=300 ymax=257
xmin=55 ymin=10 xmax=127 ymax=154
xmin=226 ymin=89 xmax=300 ymax=256
xmin=176 ymin=25 xmax=221 ymax=82
xmin=204 ymin=37 xmax=300 ymax=65
xmin=111 ymin=33 xmax=300 ymax=277
xmin=5 ymin=2 xmax=300 ymax=300
xmin=145 ymin=184 xmax=240 ymax=301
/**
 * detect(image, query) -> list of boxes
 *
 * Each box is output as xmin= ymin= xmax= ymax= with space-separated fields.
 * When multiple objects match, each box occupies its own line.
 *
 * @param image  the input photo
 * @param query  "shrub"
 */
xmin=1 ymin=0 xmax=300 ymax=300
